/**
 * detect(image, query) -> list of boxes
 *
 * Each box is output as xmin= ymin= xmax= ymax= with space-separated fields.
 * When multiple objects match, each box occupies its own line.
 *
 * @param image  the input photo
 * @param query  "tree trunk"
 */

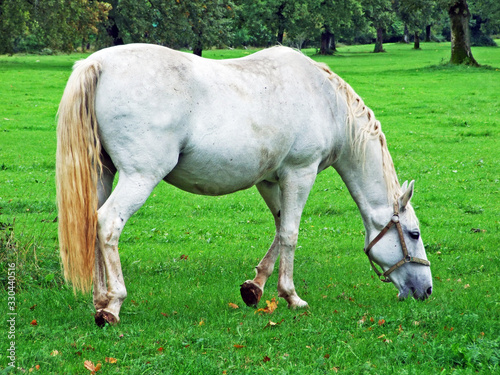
xmin=193 ymin=46 xmax=202 ymax=57
xmin=414 ymin=31 xmax=420 ymax=49
xmin=425 ymin=25 xmax=432 ymax=42
xmin=448 ymin=0 xmax=478 ymax=66
xmin=319 ymin=29 xmax=336 ymax=55
xmin=276 ymin=3 xmax=286 ymax=45
xmin=277 ymin=27 xmax=285 ymax=45
xmin=106 ymin=17 xmax=124 ymax=46
xmin=403 ymin=24 xmax=410 ymax=44
xmin=373 ymin=28 xmax=385 ymax=53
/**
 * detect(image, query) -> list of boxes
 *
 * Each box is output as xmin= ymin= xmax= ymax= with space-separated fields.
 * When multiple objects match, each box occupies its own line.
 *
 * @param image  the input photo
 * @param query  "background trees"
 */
xmin=0 ymin=0 xmax=498 ymax=59
xmin=0 ymin=0 xmax=111 ymax=54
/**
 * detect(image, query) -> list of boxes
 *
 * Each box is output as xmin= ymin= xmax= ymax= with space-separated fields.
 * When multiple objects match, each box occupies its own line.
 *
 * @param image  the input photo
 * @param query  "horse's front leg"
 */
xmin=276 ymin=168 xmax=317 ymax=308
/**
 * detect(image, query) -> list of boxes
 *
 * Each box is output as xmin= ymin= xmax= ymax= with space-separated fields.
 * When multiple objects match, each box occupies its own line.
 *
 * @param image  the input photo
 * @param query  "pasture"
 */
xmin=1 ymin=42 xmax=499 ymax=373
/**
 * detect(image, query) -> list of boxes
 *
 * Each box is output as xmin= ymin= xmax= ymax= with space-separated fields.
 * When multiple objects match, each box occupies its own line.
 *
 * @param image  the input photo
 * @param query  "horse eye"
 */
xmin=409 ymin=231 xmax=420 ymax=240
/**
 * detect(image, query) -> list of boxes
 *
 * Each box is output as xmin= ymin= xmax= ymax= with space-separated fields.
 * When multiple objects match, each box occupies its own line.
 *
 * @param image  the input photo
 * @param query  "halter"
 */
xmin=364 ymin=201 xmax=431 ymax=283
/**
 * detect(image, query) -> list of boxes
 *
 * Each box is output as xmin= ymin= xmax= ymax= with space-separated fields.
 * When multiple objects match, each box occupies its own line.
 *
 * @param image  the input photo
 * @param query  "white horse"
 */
xmin=56 ymin=44 xmax=432 ymax=326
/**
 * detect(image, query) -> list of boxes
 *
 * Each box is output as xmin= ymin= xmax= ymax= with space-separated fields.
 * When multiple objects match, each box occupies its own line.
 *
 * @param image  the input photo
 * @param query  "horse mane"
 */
xmin=310 ymin=59 xmax=401 ymax=203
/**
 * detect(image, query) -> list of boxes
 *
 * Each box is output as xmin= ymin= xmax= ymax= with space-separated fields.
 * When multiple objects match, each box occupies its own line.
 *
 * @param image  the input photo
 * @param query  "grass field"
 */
xmin=1 ymin=42 xmax=499 ymax=373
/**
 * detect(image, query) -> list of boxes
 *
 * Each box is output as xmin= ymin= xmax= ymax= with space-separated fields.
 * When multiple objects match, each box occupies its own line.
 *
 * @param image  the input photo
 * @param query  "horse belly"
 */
xmin=164 ymin=146 xmax=280 ymax=196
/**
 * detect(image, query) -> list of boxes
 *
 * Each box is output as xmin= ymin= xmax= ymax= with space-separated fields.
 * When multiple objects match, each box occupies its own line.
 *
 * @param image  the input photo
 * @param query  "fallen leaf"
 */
xmin=255 ymin=298 xmax=278 ymax=314
xmin=84 ymin=360 xmax=96 ymax=373
xmin=30 ymin=319 xmax=38 ymax=326
xmin=263 ymin=355 xmax=271 ymax=362
xmin=233 ymin=344 xmax=244 ymax=349
xmin=30 ymin=304 xmax=37 ymax=310
xmin=161 ymin=312 xmax=168 ymax=317
xmin=264 ymin=319 xmax=284 ymax=329
xmin=105 ymin=357 xmax=117 ymax=363
xmin=199 ymin=319 xmax=205 ymax=326
xmin=228 ymin=302 xmax=239 ymax=309
xmin=157 ymin=347 xmax=164 ymax=352
xmin=378 ymin=319 xmax=386 ymax=326
xmin=464 ymin=284 xmax=470 ymax=289
xmin=50 ymin=350 xmax=59 ymax=356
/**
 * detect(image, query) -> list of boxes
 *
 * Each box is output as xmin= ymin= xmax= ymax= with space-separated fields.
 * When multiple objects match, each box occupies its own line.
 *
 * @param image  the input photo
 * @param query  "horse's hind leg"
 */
xmin=94 ymin=172 xmax=159 ymax=325
xmin=241 ymin=181 xmax=281 ymax=307
xmin=93 ymin=154 xmax=116 ymax=314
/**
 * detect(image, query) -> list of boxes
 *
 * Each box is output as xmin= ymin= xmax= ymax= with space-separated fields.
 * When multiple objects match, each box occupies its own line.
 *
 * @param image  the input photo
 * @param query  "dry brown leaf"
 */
xmin=84 ymin=360 xmax=96 ymax=372
xmin=50 ymin=350 xmax=59 ymax=356
xmin=228 ymin=302 xmax=239 ymax=309
xmin=105 ymin=357 xmax=117 ymax=363
xmin=233 ymin=344 xmax=245 ymax=349
xmin=30 ymin=319 xmax=38 ymax=326
xmin=255 ymin=297 xmax=278 ymax=314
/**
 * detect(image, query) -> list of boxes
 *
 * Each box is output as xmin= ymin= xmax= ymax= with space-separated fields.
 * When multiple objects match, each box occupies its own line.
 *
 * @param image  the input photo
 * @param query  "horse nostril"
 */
xmin=426 ymin=286 xmax=433 ymax=296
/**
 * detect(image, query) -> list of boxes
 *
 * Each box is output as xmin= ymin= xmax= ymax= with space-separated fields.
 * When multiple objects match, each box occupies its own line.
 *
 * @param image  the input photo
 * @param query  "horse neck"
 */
xmin=333 ymin=134 xmax=399 ymax=236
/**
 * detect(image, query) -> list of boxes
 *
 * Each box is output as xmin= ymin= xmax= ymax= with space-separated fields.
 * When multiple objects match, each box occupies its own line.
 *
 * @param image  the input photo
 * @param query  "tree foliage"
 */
xmin=0 ymin=0 xmax=111 ymax=54
xmin=0 ymin=0 xmax=498 ymax=58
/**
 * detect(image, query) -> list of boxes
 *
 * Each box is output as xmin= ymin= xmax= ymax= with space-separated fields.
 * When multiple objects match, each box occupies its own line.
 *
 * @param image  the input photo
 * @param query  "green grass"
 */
xmin=1 ymin=42 xmax=499 ymax=373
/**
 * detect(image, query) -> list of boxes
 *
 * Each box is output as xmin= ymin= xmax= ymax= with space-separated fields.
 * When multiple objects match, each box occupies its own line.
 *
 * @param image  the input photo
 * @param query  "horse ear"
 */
xmin=399 ymin=180 xmax=414 ymax=208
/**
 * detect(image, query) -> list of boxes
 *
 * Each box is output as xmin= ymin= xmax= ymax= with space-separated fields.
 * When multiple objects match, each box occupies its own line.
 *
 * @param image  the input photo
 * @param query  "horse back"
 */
xmin=91 ymin=45 xmax=342 ymax=195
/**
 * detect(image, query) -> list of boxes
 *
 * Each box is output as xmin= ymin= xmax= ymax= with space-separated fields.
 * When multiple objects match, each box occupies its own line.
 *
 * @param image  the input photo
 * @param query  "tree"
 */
xmin=0 ymin=0 xmax=111 ymax=53
xmin=177 ymin=0 xmax=235 ymax=56
xmin=0 ymin=0 xmax=28 ymax=54
xmin=361 ymin=0 xmax=395 ymax=53
xmin=313 ymin=0 xmax=364 ymax=55
xmin=395 ymin=0 xmax=436 ymax=49
xmin=469 ymin=0 xmax=500 ymax=46
xmin=447 ymin=0 xmax=479 ymax=65
xmin=236 ymin=0 xmax=308 ymax=46
xmin=98 ymin=0 xmax=235 ymax=56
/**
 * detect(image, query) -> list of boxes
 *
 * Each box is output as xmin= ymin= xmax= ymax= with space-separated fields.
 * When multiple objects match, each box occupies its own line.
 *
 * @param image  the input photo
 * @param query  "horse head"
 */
xmin=364 ymin=180 xmax=433 ymax=300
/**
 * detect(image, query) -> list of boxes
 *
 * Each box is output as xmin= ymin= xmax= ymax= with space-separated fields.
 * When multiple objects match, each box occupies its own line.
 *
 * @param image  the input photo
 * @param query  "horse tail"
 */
xmin=56 ymin=58 xmax=103 ymax=294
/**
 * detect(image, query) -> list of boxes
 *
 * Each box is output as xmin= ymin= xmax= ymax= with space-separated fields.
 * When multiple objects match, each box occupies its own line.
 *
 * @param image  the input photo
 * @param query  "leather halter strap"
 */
xmin=364 ymin=201 xmax=431 ymax=283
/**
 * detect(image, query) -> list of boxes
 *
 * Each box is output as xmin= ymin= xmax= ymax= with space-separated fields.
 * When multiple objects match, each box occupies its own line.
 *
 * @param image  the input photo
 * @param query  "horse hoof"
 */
xmin=287 ymin=296 xmax=309 ymax=309
xmin=240 ymin=281 xmax=263 ymax=307
xmin=94 ymin=309 xmax=119 ymax=327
